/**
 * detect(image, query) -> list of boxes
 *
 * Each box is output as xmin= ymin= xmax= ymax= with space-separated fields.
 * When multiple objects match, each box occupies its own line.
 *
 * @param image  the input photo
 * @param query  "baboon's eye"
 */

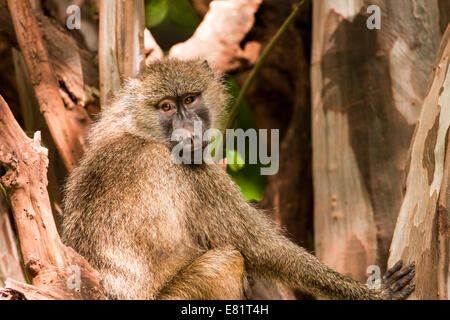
xmin=184 ymin=96 xmax=195 ymax=105
xmin=160 ymin=103 xmax=174 ymax=112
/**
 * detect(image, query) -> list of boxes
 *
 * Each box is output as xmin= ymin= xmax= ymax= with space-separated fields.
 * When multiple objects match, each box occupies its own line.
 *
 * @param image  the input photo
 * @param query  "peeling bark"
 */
xmin=388 ymin=25 xmax=450 ymax=300
xmin=12 ymin=48 xmax=65 ymax=226
xmin=116 ymin=0 xmax=145 ymax=79
xmin=311 ymin=0 xmax=442 ymax=280
xmin=7 ymin=0 xmax=86 ymax=171
xmin=0 ymin=95 xmax=105 ymax=300
xmin=99 ymin=0 xmax=146 ymax=106
xmin=170 ymin=0 xmax=262 ymax=73
xmin=98 ymin=0 xmax=121 ymax=106
xmin=0 ymin=0 xmax=100 ymax=119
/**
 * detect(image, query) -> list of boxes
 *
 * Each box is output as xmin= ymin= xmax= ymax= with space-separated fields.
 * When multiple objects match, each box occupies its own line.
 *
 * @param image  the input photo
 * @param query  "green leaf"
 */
xmin=228 ymin=164 xmax=266 ymax=202
xmin=145 ymin=0 xmax=200 ymax=50
xmin=226 ymin=149 xmax=245 ymax=172
xmin=224 ymin=78 xmax=267 ymax=202
xmin=168 ymin=0 xmax=201 ymax=28
xmin=145 ymin=0 xmax=200 ymax=29
xmin=145 ymin=0 xmax=170 ymax=28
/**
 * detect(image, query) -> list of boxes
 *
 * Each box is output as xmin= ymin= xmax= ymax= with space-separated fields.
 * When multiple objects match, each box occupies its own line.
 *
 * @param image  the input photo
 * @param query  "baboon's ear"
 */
xmin=202 ymin=59 xmax=212 ymax=70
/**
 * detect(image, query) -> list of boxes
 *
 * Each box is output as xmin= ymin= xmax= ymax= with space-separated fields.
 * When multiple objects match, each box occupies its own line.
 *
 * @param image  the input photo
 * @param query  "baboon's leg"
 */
xmin=157 ymin=247 xmax=245 ymax=300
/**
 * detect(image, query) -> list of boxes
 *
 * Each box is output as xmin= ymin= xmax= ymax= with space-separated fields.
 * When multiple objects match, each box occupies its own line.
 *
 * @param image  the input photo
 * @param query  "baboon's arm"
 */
xmin=189 ymin=167 xmax=415 ymax=300
xmin=204 ymin=201 xmax=414 ymax=300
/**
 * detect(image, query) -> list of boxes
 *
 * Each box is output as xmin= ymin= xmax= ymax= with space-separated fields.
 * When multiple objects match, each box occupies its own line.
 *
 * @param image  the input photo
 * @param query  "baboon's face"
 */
xmin=129 ymin=59 xmax=227 ymax=152
xmin=156 ymin=91 xmax=211 ymax=152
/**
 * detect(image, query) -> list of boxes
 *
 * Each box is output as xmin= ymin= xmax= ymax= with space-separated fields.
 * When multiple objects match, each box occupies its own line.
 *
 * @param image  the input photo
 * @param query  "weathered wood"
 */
xmin=388 ymin=25 xmax=450 ymax=300
xmin=3 ymin=279 xmax=60 ymax=300
xmin=99 ymin=0 xmax=146 ymax=106
xmin=12 ymin=48 xmax=64 ymax=225
xmin=7 ymin=0 xmax=86 ymax=171
xmin=0 ymin=0 xmax=99 ymax=116
xmin=116 ymin=0 xmax=145 ymax=78
xmin=311 ymin=0 xmax=442 ymax=281
xmin=98 ymin=1 xmax=121 ymax=106
xmin=170 ymin=0 xmax=262 ymax=73
xmin=0 ymin=95 xmax=105 ymax=300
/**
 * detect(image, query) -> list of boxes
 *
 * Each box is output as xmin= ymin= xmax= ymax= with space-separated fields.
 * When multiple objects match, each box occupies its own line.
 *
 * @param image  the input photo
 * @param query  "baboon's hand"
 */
xmin=381 ymin=260 xmax=415 ymax=300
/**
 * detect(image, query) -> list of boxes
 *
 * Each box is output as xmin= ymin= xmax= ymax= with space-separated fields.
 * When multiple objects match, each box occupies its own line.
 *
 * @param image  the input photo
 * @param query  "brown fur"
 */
xmin=61 ymin=58 xmax=404 ymax=300
xmin=157 ymin=247 xmax=245 ymax=300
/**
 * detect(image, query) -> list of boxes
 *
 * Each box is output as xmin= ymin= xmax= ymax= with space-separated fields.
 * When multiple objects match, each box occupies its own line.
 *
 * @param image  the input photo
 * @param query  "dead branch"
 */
xmin=169 ymin=0 xmax=262 ymax=73
xmin=0 ymin=0 xmax=99 ymax=117
xmin=99 ymin=0 xmax=146 ymax=106
xmin=98 ymin=0 xmax=122 ymax=106
xmin=116 ymin=0 xmax=145 ymax=78
xmin=0 ymin=95 xmax=105 ymax=300
xmin=6 ymin=0 xmax=86 ymax=171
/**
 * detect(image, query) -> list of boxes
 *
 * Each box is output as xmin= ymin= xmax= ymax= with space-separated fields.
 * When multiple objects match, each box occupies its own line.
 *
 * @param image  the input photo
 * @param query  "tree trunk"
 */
xmin=388 ymin=25 xmax=450 ymax=300
xmin=0 ymin=95 xmax=105 ymax=300
xmin=99 ymin=0 xmax=146 ymax=107
xmin=12 ymin=48 xmax=65 ymax=226
xmin=311 ymin=0 xmax=442 ymax=281
xmin=6 ymin=0 xmax=86 ymax=171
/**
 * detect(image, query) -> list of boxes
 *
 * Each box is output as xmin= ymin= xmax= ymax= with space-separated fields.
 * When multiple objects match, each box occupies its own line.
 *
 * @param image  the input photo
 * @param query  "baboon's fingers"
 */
xmin=382 ymin=260 xmax=403 ymax=282
xmin=385 ymin=263 xmax=415 ymax=286
xmin=391 ymin=283 xmax=415 ymax=300
xmin=391 ymin=268 xmax=415 ymax=292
